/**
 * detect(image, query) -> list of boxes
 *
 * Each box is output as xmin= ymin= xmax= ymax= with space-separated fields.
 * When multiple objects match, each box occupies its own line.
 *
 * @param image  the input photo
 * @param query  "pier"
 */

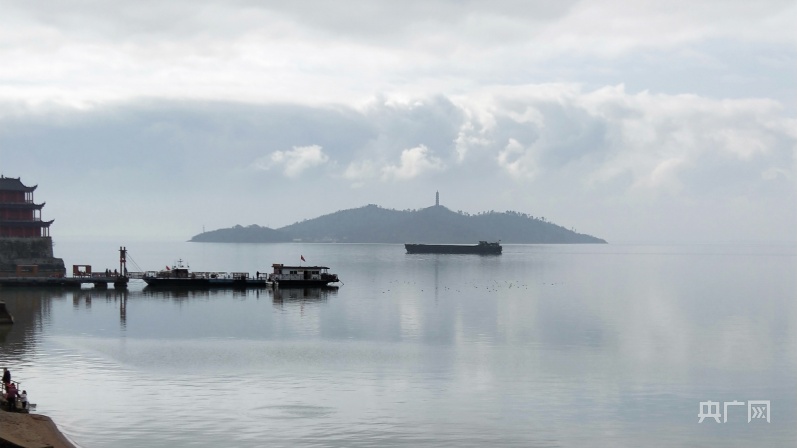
xmin=0 ymin=275 xmax=129 ymax=289
xmin=0 ymin=247 xmax=130 ymax=289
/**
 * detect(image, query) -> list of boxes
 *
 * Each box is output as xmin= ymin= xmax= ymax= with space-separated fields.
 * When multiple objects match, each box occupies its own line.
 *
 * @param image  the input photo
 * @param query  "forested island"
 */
xmin=189 ymin=204 xmax=606 ymax=244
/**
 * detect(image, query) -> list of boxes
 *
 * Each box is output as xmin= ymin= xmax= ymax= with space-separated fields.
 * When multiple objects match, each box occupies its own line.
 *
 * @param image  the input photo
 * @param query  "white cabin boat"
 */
xmin=267 ymin=264 xmax=340 ymax=287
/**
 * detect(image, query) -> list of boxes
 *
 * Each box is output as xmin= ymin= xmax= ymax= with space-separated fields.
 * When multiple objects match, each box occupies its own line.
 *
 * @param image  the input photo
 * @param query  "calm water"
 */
xmin=1 ymin=242 xmax=795 ymax=447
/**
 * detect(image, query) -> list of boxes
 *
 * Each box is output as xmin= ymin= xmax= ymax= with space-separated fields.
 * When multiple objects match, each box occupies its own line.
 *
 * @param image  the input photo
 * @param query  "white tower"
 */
xmin=435 ymin=191 xmax=439 ymax=206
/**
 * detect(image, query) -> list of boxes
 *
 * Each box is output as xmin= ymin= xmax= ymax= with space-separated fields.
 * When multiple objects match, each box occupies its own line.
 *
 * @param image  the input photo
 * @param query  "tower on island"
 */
xmin=435 ymin=191 xmax=439 ymax=207
xmin=0 ymin=176 xmax=65 ymax=277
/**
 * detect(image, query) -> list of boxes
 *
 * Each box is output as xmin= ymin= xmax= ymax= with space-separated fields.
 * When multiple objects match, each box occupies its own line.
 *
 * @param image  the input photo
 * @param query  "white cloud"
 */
xmin=0 ymin=0 xmax=794 ymax=243
xmin=450 ymin=84 xmax=796 ymax=201
xmin=342 ymin=160 xmax=377 ymax=187
xmin=634 ymin=157 xmax=687 ymax=191
xmin=381 ymin=145 xmax=445 ymax=181
xmin=0 ymin=0 xmax=792 ymax=107
xmin=0 ymin=87 xmax=794 ymax=242
xmin=497 ymin=138 xmax=536 ymax=180
xmin=254 ymin=145 xmax=329 ymax=178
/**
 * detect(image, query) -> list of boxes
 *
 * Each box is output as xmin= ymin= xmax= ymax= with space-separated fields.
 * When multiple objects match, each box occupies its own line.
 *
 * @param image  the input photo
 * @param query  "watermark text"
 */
xmin=698 ymin=400 xmax=770 ymax=423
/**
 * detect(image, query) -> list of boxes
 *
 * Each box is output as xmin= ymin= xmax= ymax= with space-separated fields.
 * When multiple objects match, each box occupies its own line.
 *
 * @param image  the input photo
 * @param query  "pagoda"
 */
xmin=0 ymin=176 xmax=65 ymax=277
xmin=0 ymin=176 xmax=54 ymax=237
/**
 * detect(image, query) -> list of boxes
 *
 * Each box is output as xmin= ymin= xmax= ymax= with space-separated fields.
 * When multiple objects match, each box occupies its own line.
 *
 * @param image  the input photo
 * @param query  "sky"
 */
xmin=0 ymin=0 xmax=794 ymax=243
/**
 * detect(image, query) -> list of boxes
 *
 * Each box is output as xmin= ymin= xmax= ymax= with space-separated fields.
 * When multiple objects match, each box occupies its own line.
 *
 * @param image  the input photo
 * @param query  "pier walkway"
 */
xmin=0 ymin=247 xmax=131 ymax=289
xmin=0 ymin=274 xmax=129 ymax=289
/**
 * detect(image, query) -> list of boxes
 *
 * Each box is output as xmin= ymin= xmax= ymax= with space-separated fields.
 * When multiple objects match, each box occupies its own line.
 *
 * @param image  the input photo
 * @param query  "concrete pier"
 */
xmin=0 ymin=276 xmax=129 ymax=289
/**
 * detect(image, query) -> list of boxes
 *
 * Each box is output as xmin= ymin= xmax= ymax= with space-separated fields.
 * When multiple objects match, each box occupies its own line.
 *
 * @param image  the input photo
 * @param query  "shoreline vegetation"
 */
xmin=0 ymin=410 xmax=77 ymax=448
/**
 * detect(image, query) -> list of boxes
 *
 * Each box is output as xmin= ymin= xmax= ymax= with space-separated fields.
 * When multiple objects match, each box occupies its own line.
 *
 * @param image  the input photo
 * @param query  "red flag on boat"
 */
xmin=301 ymin=255 xmax=305 ymax=262
xmin=166 ymin=266 xmax=170 ymax=270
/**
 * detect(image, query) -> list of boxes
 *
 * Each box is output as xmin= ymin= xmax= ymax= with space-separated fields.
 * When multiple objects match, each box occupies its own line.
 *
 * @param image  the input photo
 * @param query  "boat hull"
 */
xmin=404 ymin=243 xmax=502 ymax=255
xmin=272 ymin=279 xmax=337 ymax=287
xmin=143 ymin=278 xmax=267 ymax=288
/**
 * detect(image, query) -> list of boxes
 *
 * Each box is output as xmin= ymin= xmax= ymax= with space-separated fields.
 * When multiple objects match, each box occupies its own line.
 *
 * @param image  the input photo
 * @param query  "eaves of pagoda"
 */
xmin=0 ymin=202 xmax=46 ymax=210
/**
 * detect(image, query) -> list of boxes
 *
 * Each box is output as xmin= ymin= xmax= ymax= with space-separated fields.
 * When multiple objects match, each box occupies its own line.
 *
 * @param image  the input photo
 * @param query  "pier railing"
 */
xmin=123 ymin=271 xmax=270 ymax=281
xmin=133 ymin=271 xmax=255 ymax=280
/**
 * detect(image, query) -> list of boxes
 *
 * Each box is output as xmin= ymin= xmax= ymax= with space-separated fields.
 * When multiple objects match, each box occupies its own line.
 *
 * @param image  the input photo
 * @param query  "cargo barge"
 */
xmin=141 ymin=259 xmax=267 ymax=288
xmin=404 ymin=241 xmax=502 ymax=255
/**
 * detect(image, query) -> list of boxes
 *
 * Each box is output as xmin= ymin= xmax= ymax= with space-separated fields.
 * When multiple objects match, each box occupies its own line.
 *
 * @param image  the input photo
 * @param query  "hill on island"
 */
xmin=189 ymin=204 xmax=607 ymax=244
xmin=190 ymin=224 xmax=292 ymax=243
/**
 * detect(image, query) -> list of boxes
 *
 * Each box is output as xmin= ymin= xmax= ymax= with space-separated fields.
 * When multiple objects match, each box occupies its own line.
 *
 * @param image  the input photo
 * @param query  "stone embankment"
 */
xmin=0 ymin=237 xmax=65 ymax=278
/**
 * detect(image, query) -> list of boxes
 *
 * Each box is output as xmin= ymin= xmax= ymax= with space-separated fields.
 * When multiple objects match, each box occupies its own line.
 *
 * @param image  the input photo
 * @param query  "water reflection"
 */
xmin=140 ymin=285 xmax=269 ymax=301
xmin=272 ymin=286 xmax=338 ymax=308
xmin=0 ymin=244 xmax=794 ymax=448
xmin=2 ymin=285 xmax=341 ymax=345
xmin=70 ymin=288 xmax=130 ymax=330
xmin=0 ymin=287 xmax=67 ymax=359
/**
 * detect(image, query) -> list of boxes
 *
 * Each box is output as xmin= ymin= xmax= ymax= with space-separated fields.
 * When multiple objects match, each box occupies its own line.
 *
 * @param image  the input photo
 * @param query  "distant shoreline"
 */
xmin=0 ymin=410 xmax=77 ymax=448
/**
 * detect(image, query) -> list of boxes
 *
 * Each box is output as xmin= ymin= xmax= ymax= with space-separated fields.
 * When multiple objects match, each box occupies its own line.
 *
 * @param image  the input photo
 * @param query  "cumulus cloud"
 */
xmin=0 ymin=0 xmax=793 ymax=243
xmin=0 ymin=83 xmax=793 ymax=241
xmin=381 ymin=145 xmax=445 ymax=181
xmin=497 ymin=138 xmax=536 ymax=180
xmin=451 ymin=84 xmax=796 ymax=200
xmin=254 ymin=144 xmax=329 ymax=178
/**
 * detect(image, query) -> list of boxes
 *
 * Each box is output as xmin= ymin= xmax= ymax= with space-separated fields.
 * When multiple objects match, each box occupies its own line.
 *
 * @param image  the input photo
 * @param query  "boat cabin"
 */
xmin=269 ymin=263 xmax=336 ymax=282
xmin=155 ymin=259 xmax=191 ymax=278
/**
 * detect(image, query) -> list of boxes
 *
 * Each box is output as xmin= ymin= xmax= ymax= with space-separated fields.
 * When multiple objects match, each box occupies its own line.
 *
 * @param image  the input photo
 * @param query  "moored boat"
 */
xmin=142 ymin=259 xmax=267 ymax=288
xmin=267 ymin=263 xmax=340 ymax=287
xmin=404 ymin=240 xmax=502 ymax=255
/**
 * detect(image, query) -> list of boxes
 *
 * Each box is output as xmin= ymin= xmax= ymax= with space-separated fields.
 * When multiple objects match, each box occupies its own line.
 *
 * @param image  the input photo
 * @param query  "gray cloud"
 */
xmin=1 ymin=86 xmax=793 ymax=242
xmin=0 ymin=1 xmax=793 ymax=242
xmin=1 ymin=0 xmax=792 ymax=107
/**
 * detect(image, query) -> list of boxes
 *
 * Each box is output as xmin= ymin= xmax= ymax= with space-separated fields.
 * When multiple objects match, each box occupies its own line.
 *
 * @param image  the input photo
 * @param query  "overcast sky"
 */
xmin=1 ymin=0 xmax=794 ymax=243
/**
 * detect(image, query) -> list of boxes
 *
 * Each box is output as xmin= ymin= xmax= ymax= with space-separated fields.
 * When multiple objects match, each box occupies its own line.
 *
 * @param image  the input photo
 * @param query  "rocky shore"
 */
xmin=0 ymin=410 xmax=77 ymax=448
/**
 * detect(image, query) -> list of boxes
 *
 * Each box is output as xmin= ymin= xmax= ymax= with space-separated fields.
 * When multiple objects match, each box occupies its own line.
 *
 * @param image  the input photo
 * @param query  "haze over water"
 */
xmin=1 ymin=242 xmax=795 ymax=447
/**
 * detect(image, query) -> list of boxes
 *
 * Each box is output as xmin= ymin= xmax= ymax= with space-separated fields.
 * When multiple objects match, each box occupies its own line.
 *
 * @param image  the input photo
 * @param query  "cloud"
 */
xmin=497 ymin=138 xmax=536 ymax=180
xmin=381 ymin=145 xmax=445 ymax=181
xmin=254 ymin=145 xmax=329 ymax=178
xmin=8 ymin=1 xmax=791 ymax=49
xmin=450 ymin=84 xmax=796 ymax=201
xmin=342 ymin=160 xmax=379 ymax=187
xmin=635 ymin=157 xmax=687 ymax=191
xmin=3 ymin=90 xmax=792 ymax=201
xmin=0 ymin=83 xmax=793 ymax=242
xmin=0 ymin=0 xmax=792 ymax=108
xmin=0 ymin=1 xmax=793 ymax=243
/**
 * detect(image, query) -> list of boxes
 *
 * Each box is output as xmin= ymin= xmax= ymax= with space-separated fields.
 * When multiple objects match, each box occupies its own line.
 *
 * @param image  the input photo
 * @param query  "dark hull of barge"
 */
xmin=142 ymin=278 xmax=267 ymax=288
xmin=404 ymin=242 xmax=502 ymax=255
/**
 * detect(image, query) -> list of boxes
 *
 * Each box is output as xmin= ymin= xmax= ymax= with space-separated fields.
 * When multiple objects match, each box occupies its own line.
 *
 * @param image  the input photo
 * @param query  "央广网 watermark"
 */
xmin=698 ymin=400 xmax=770 ymax=423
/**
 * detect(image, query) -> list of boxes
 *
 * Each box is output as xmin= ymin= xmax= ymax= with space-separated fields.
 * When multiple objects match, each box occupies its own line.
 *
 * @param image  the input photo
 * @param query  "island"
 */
xmin=190 ymin=194 xmax=606 ymax=244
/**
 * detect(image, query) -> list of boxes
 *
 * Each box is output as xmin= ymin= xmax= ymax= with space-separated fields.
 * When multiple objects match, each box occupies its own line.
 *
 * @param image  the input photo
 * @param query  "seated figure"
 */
xmin=5 ymin=382 xmax=17 ymax=410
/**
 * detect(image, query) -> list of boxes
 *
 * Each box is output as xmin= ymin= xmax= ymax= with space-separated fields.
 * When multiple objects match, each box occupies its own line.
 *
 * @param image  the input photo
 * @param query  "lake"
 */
xmin=1 ymin=242 xmax=795 ymax=447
